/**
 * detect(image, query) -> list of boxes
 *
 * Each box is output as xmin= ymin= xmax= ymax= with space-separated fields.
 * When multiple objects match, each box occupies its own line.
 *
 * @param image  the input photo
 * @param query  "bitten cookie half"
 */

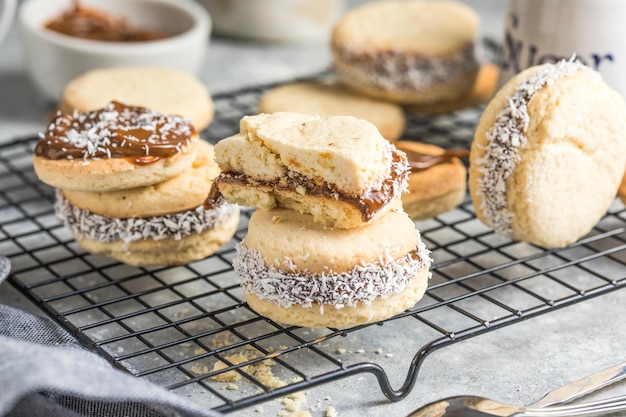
xmin=258 ymin=81 xmax=406 ymax=141
xmin=207 ymin=112 xmax=410 ymax=229
xmin=395 ymin=141 xmax=467 ymax=220
xmin=331 ymin=0 xmax=480 ymax=104
xmin=33 ymin=101 xmax=198 ymax=192
xmin=469 ymin=59 xmax=626 ymax=248
xmin=235 ymin=208 xmax=431 ymax=328
xmin=60 ymin=67 xmax=215 ymax=132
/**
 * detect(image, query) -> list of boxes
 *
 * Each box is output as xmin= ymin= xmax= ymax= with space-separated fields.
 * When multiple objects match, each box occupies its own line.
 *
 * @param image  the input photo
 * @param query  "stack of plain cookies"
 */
xmin=206 ymin=112 xmax=432 ymax=328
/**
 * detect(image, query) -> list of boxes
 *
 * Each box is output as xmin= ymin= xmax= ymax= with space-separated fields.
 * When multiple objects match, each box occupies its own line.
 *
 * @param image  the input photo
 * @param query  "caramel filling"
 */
xmin=35 ymin=101 xmax=195 ymax=166
xmin=394 ymin=144 xmax=469 ymax=173
xmin=205 ymin=151 xmax=408 ymax=222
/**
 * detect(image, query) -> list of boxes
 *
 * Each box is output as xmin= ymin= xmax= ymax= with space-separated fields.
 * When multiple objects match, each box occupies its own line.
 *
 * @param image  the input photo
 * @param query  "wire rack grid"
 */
xmin=1 ymin=80 xmax=626 ymax=414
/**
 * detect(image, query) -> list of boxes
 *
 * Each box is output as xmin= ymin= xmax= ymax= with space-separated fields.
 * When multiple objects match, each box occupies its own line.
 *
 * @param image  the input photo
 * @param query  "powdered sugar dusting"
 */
xmin=54 ymin=190 xmax=238 ymax=251
xmin=234 ymin=238 xmax=431 ymax=311
xmin=475 ymin=58 xmax=594 ymax=235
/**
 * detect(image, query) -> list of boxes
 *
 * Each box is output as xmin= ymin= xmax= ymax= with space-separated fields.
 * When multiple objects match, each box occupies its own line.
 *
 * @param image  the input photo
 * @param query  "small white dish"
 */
xmin=18 ymin=0 xmax=211 ymax=100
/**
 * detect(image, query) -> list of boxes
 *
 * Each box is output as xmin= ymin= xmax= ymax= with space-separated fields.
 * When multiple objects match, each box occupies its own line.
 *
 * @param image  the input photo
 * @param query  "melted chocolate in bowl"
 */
xmin=45 ymin=2 xmax=169 ymax=42
xmin=35 ymin=101 xmax=195 ymax=165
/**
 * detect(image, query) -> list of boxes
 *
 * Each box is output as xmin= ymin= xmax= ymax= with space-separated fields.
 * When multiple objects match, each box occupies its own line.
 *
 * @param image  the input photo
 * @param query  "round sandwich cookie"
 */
xmin=469 ymin=59 xmax=626 ymax=248
xmin=33 ymin=101 xmax=199 ymax=192
xmin=331 ymin=0 xmax=480 ymax=105
xmin=395 ymin=141 xmax=467 ymax=220
xmin=207 ymin=112 xmax=410 ymax=229
xmin=54 ymin=142 xmax=240 ymax=267
xmin=258 ymin=81 xmax=406 ymax=141
xmin=235 ymin=208 xmax=431 ymax=328
xmin=60 ymin=67 xmax=215 ymax=132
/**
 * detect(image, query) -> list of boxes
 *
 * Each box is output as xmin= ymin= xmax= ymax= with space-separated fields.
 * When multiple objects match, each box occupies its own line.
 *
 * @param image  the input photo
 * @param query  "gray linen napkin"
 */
xmin=0 ymin=291 xmax=224 ymax=417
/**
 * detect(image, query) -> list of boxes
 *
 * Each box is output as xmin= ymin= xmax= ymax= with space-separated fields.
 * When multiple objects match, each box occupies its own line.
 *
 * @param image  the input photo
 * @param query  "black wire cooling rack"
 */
xmin=1 ymin=80 xmax=626 ymax=414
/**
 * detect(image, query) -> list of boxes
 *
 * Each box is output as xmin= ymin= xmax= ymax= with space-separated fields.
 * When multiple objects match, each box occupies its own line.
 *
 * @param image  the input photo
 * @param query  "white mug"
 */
xmin=499 ymin=0 xmax=626 ymax=97
xmin=0 ymin=0 xmax=16 ymax=45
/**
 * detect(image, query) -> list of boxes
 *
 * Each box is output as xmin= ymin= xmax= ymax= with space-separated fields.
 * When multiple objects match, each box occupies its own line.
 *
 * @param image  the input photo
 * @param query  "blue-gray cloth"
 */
xmin=0 ymin=277 xmax=224 ymax=417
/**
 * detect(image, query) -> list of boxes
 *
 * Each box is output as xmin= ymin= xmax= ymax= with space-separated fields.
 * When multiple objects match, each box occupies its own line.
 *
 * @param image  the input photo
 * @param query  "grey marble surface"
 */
xmin=1 ymin=1 xmax=626 ymax=417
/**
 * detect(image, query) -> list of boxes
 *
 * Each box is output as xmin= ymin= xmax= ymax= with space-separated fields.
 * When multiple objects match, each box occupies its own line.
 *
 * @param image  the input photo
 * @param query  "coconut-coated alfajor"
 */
xmin=54 ymin=140 xmax=240 ymax=267
xmin=331 ymin=0 xmax=480 ymax=105
xmin=235 ymin=208 xmax=431 ymax=328
xmin=469 ymin=59 xmax=626 ymax=248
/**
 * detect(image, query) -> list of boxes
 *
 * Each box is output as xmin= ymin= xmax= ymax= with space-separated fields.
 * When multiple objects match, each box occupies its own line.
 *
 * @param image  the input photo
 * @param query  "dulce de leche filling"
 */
xmin=205 ymin=148 xmax=409 ymax=222
xmin=35 ymin=101 xmax=195 ymax=166
xmin=394 ymin=143 xmax=469 ymax=173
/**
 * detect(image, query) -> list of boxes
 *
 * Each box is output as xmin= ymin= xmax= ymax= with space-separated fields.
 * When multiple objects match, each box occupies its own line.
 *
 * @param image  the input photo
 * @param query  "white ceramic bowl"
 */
xmin=19 ymin=0 xmax=211 ymax=100
xmin=200 ymin=0 xmax=344 ymax=43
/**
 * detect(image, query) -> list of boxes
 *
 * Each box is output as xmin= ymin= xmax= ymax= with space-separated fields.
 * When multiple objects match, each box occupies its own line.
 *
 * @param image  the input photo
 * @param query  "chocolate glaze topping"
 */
xmin=394 ymin=143 xmax=469 ymax=173
xmin=35 ymin=101 xmax=195 ymax=165
xmin=205 ymin=148 xmax=409 ymax=222
xmin=45 ymin=2 xmax=169 ymax=42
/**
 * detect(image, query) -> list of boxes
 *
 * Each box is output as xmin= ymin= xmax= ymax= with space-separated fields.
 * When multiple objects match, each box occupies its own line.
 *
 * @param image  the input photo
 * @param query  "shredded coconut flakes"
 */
xmin=234 ymin=238 xmax=431 ymax=311
xmin=54 ymin=190 xmax=238 ymax=251
xmin=475 ymin=58 xmax=594 ymax=236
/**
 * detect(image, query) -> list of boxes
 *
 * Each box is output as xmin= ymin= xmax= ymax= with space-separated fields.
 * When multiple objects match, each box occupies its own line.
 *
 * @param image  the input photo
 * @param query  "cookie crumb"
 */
xmin=337 ymin=348 xmax=347 ymax=354
xmin=326 ymin=405 xmax=338 ymax=417
xmin=374 ymin=348 xmax=383 ymax=355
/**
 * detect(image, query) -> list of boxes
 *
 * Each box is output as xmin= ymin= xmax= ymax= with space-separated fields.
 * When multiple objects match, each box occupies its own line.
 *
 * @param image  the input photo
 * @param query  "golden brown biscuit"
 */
xmin=331 ymin=0 xmax=480 ymax=105
xmin=395 ymin=141 xmax=467 ymax=220
xmin=258 ymin=81 xmax=406 ymax=141
xmin=235 ymin=208 xmax=431 ymax=328
xmin=33 ymin=102 xmax=198 ymax=192
xmin=62 ymin=140 xmax=220 ymax=218
xmin=60 ymin=67 xmax=215 ymax=131
xmin=469 ymin=59 xmax=626 ymax=248
xmin=207 ymin=112 xmax=410 ymax=229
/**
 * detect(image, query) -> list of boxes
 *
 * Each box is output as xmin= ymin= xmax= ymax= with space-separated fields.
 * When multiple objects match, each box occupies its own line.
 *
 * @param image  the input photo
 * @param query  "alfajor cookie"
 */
xmin=206 ymin=112 xmax=410 ymax=229
xmin=235 ymin=208 xmax=431 ymax=328
xmin=33 ymin=101 xmax=198 ymax=192
xmin=331 ymin=0 xmax=480 ymax=105
xmin=469 ymin=59 xmax=626 ymax=248
xmin=258 ymin=81 xmax=406 ymax=141
xmin=55 ymin=140 xmax=240 ymax=267
xmin=395 ymin=141 xmax=467 ymax=220
xmin=60 ymin=67 xmax=215 ymax=131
